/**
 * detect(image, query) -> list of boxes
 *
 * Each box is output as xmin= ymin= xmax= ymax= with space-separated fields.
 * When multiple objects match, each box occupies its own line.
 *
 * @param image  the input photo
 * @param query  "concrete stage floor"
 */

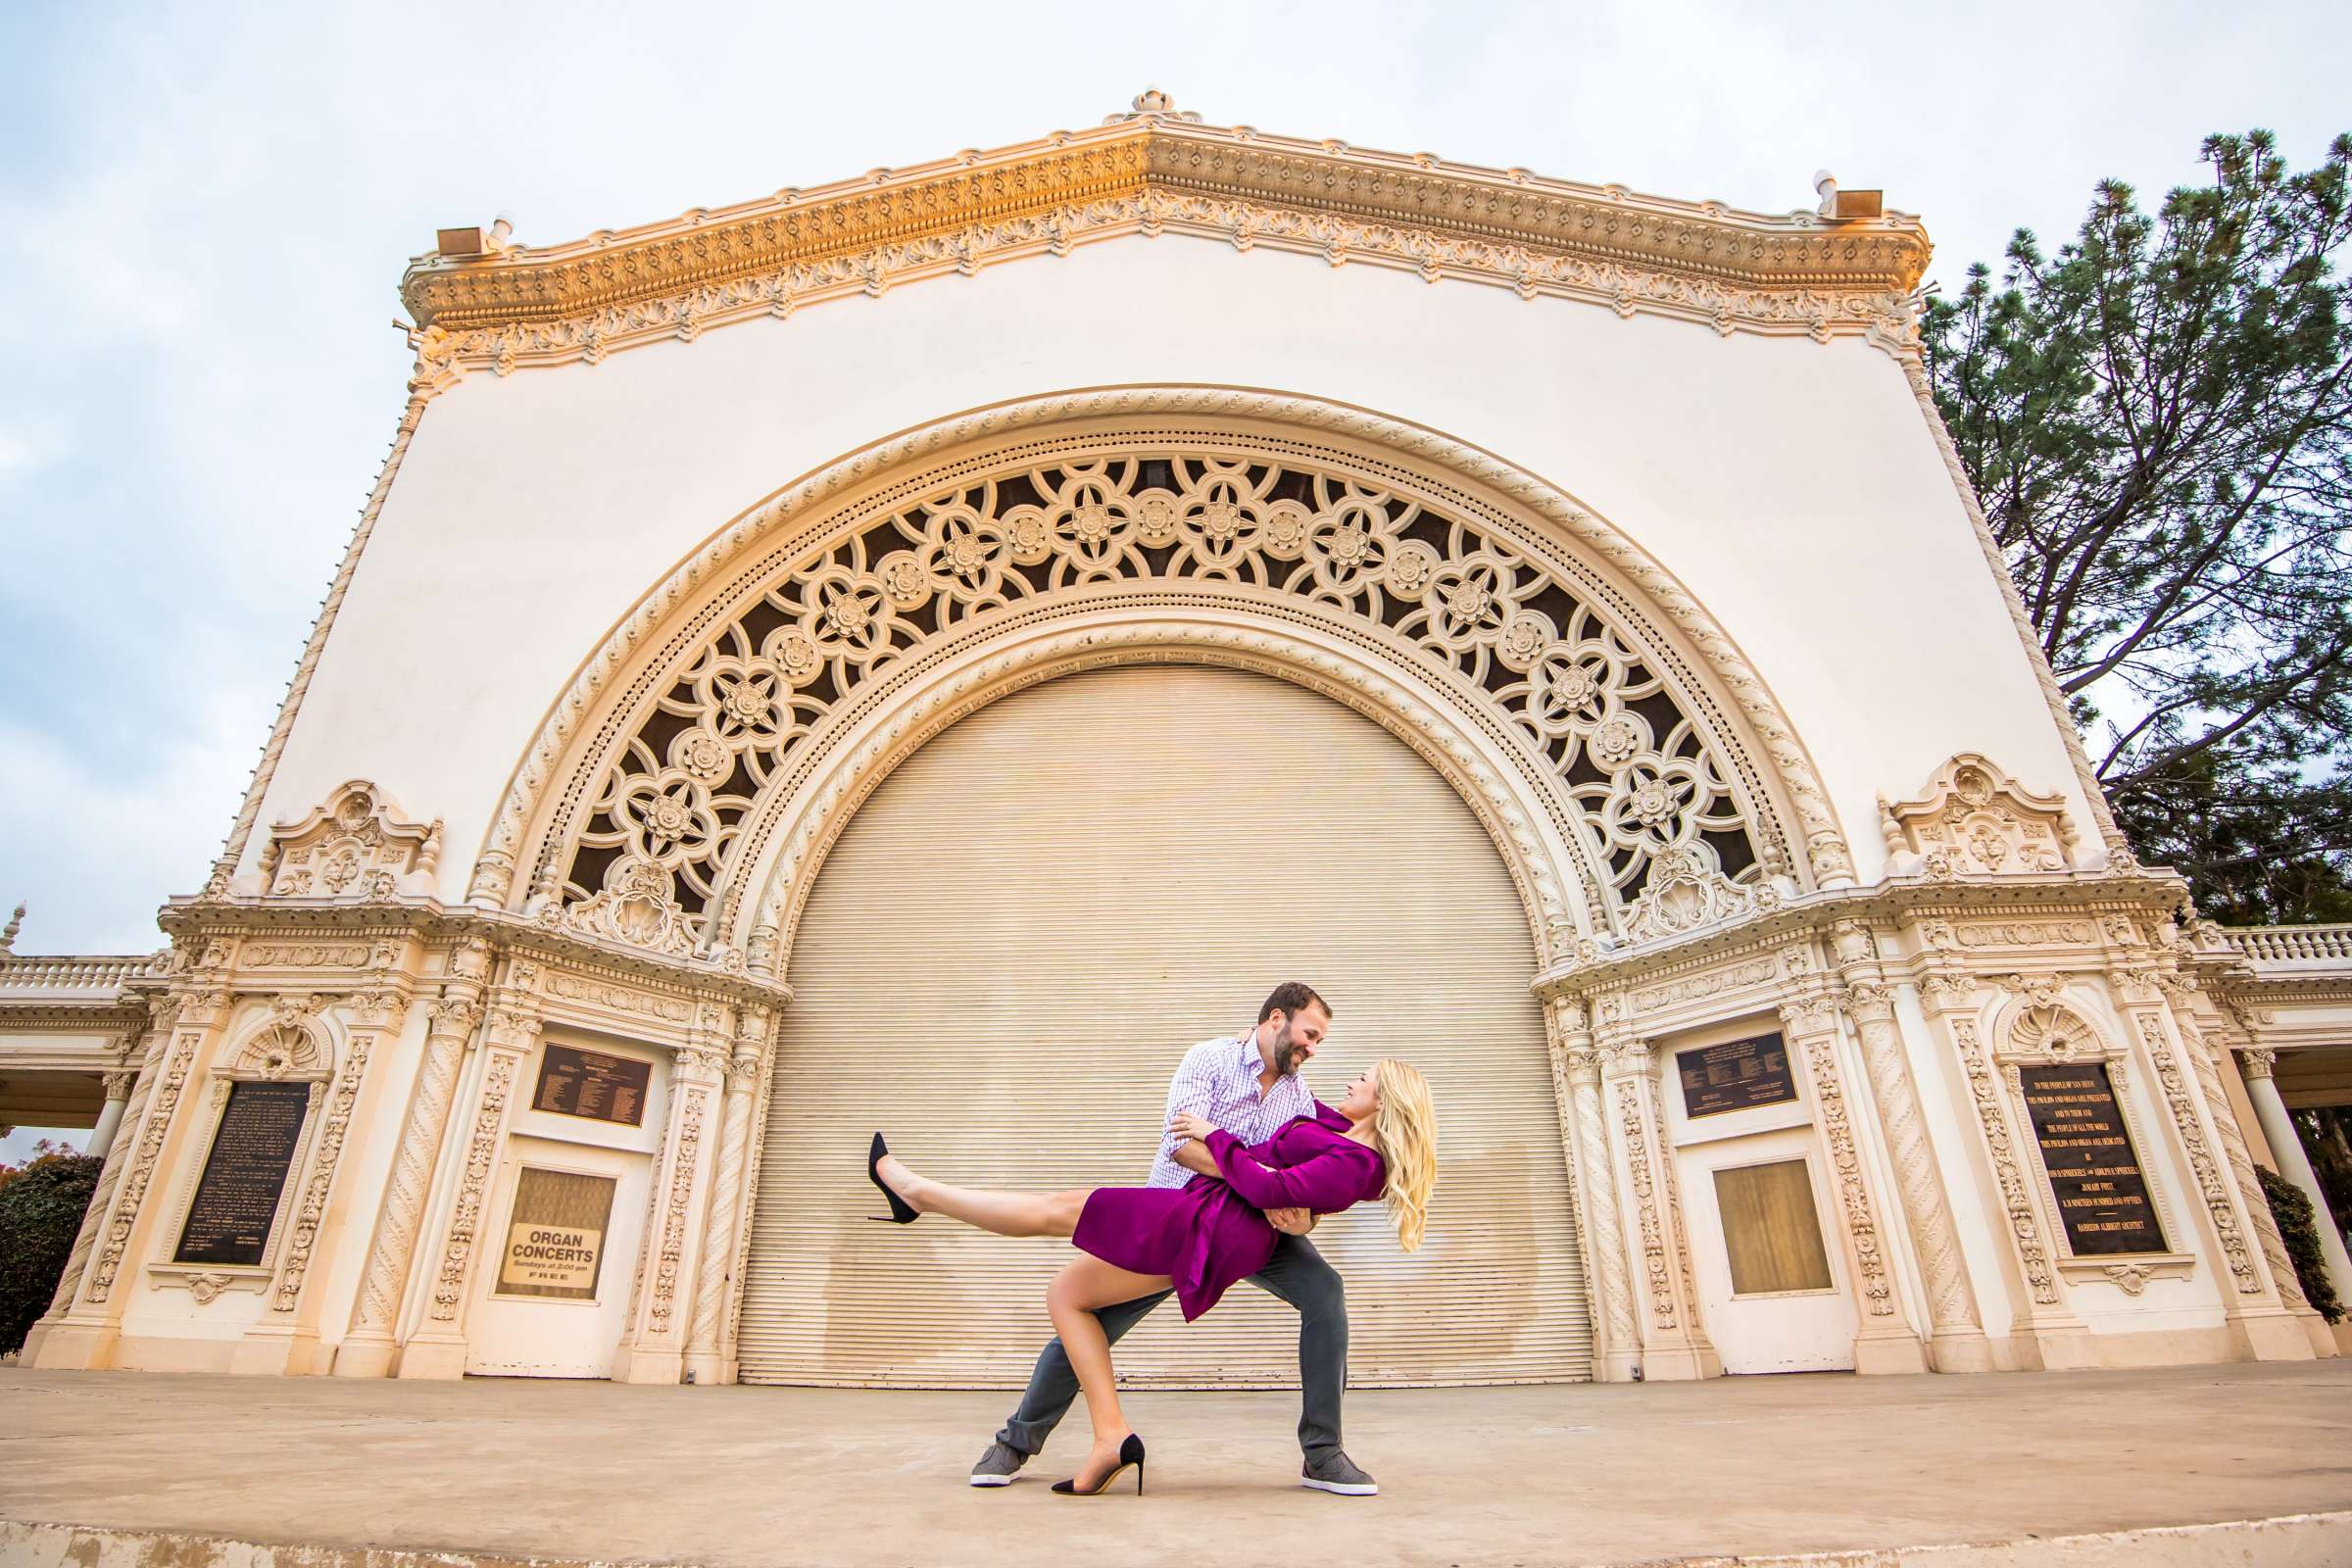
xmin=2 ymin=1361 xmax=2350 ymax=1566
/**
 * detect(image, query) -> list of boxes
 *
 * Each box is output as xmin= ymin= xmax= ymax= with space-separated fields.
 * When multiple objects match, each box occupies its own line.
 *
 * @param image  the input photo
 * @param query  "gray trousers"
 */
xmin=994 ymin=1232 xmax=1348 ymax=1460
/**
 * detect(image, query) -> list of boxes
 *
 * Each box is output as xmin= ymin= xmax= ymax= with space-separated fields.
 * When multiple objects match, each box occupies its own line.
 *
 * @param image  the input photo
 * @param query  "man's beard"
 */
xmin=1272 ymin=1024 xmax=1301 ymax=1077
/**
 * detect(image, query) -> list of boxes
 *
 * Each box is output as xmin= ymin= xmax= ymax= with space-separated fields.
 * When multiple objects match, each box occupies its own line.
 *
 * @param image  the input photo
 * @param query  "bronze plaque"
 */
xmin=1677 ymin=1033 xmax=1798 ymax=1118
xmin=1713 ymin=1158 xmax=1836 ymax=1295
xmin=2019 ymin=1062 xmax=2166 ymax=1254
xmin=174 ymin=1080 xmax=310 ymax=1266
xmin=496 ymin=1166 xmax=617 ymax=1299
xmin=531 ymin=1045 xmax=651 ymax=1127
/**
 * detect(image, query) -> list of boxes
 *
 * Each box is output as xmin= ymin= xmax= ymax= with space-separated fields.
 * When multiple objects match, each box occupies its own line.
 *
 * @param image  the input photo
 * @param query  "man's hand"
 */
xmin=1167 ymin=1111 xmax=1217 ymax=1144
xmin=1265 ymin=1206 xmax=1316 ymax=1237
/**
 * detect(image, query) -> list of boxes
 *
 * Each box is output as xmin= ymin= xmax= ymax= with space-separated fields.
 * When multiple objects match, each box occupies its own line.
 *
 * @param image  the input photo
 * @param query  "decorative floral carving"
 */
xmin=647 ymin=1087 xmax=710 ymax=1337
xmin=554 ymin=856 xmax=698 ymax=957
xmin=562 ymin=453 xmax=1767 ymax=946
xmin=1786 ymin=1022 xmax=1897 ymax=1317
xmin=1620 ymin=844 xmax=1783 ymax=943
xmin=478 ymin=390 xmax=1848 ymax=932
xmin=544 ymin=970 xmax=697 ymax=1022
xmin=2102 ymin=1263 xmax=2151 ymax=1297
xmin=430 ymin=1044 xmax=522 ymax=1320
xmin=2128 ymin=1009 xmax=2261 ymax=1295
xmin=258 ymin=781 xmax=440 ymax=900
xmin=230 ymin=1001 xmax=330 ymax=1081
xmin=242 ymin=943 xmax=374 ymax=968
xmin=86 ymin=1025 xmax=204 ymax=1303
xmin=1952 ymin=1016 xmax=2061 ymax=1304
xmin=1614 ymin=1078 xmax=1677 ymax=1329
xmin=1880 ymin=754 xmax=2076 ymax=878
xmin=272 ymin=1023 xmax=374 ymax=1312
xmin=1630 ymin=956 xmax=1777 ymax=1014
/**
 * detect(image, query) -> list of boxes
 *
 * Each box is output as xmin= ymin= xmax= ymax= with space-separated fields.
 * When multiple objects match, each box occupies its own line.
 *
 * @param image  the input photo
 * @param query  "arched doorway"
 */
xmin=735 ymin=662 xmax=1591 ymax=1386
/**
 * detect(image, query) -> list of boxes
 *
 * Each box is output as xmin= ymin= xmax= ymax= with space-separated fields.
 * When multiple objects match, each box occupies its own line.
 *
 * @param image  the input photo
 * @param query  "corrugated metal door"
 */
xmin=737 ymin=663 xmax=1591 ymax=1386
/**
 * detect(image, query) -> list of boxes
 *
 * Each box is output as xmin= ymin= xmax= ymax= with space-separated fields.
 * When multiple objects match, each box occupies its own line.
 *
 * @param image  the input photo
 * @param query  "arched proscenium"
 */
xmin=475 ymin=390 xmax=1844 ymax=951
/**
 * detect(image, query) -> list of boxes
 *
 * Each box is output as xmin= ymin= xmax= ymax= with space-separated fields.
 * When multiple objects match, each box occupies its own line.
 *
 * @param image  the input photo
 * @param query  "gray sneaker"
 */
xmin=969 ymin=1441 xmax=1030 ymax=1487
xmin=1300 ymin=1449 xmax=1379 ymax=1495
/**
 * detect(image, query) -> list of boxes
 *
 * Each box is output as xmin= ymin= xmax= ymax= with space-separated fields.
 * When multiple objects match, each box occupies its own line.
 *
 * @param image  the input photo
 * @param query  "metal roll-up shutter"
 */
xmin=738 ymin=663 xmax=1592 ymax=1386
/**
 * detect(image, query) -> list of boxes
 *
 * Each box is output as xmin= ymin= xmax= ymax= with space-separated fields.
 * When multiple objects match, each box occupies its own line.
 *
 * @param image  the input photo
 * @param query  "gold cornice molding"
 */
xmin=400 ymin=107 xmax=1933 ymax=385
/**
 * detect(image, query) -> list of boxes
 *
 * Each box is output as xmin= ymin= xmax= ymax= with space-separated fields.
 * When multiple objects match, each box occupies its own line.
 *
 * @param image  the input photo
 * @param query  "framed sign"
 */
xmin=2018 ymin=1062 xmax=2166 ymax=1255
xmin=1676 ymin=1033 xmax=1798 ymax=1119
xmin=496 ymin=1166 xmax=618 ymax=1299
xmin=174 ymin=1080 xmax=312 ymax=1266
xmin=531 ymin=1045 xmax=652 ymax=1127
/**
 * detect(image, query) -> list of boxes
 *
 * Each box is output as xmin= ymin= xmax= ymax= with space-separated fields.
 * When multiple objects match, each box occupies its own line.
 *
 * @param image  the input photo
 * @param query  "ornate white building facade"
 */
xmin=5 ymin=95 xmax=2348 ymax=1385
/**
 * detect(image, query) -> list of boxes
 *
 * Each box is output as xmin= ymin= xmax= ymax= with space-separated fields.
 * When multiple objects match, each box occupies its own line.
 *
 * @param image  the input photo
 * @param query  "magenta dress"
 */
xmin=1072 ymin=1105 xmax=1388 ymax=1320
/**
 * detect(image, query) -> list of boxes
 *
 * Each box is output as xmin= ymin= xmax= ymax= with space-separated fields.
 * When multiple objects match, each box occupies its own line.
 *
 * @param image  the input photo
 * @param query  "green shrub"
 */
xmin=2258 ymin=1164 xmax=2346 ymax=1324
xmin=0 ymin=1144 xmax=104 ymax=1354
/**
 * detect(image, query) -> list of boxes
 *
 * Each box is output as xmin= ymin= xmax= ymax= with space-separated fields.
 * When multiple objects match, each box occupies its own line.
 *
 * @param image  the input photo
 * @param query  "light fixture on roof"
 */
xmin=434 ymin=215 xmax=515 ymax=259
xmin=1813 ymin=170 xmax=1884 ymax=221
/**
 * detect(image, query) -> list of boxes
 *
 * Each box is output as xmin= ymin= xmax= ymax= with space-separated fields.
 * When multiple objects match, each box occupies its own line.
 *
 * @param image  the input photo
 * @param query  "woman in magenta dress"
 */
xmin=869 ymin=1057 xmax=1438 ymax=1495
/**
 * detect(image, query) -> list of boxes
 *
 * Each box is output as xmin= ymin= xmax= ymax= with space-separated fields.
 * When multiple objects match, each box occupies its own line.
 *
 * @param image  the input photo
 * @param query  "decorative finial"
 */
xmin=1133 ymin=87 xmax=1173 ymax=114
xmin=0 ymin=904 xmax=23 ymax=954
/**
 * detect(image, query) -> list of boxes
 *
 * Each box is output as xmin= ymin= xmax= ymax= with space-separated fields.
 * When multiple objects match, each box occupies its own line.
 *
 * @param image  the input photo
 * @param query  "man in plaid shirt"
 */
xmin=967 ymin=981 xmax=1379 ymax=1496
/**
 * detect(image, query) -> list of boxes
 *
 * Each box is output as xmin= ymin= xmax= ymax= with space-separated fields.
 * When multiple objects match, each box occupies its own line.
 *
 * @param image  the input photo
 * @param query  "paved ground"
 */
xmin=3 ymin=1361 xmax=2350 ymax=1567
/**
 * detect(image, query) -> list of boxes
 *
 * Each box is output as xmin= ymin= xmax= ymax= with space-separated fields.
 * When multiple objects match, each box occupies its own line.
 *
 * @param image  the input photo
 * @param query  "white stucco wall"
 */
xmin=242 ymin=234 xmax=2091 ymax=900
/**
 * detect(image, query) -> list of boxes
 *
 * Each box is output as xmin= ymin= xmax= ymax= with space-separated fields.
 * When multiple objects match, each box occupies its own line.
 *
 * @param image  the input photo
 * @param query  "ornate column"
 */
xmin=1829 ymin=921 xmax=1989 ymax=1371
xmin=33 ymin=980 xmax=233 ymax=1371
xmin=87 ymin=1069 xmax=134 ymax=1161
xmin=2238 ymin=1048 xmax=2352 ymax=1310
xmin=2104 ymin=956 xmax=2308 ymax=1360
xmin=1595 ymin=1009 xmax=1718 ymax=1380
xmin=684 ymin=1002 xmax=766 ymax=1385
xmin=611 ymin=1020 xmax=725 ymax=1385
xmin=335 ymin=939 xmax=491 ymax=1378
xmin=1546 ymin=999 xmax=1640 ymax=1381
xmin=22 ymin=999 xmax=172 ymax=1365
xmin=1779 ymin=988 xmax=1930 ymax=1374
xmin=396 ymin=962 xmax=540 ymax=1381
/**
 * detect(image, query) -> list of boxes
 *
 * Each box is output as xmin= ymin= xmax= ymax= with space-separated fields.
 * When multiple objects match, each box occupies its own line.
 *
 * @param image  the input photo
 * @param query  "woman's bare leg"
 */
xmin=875 ymin=1154 xmax=1085 ymax=1238
xmin=1049 ymin=1256 xmax=1174 ymax=1489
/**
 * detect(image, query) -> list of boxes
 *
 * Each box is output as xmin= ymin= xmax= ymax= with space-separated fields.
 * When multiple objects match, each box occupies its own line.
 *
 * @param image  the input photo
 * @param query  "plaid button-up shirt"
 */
xmin=1147 ymin=1030 xmax=1316 ymax=1190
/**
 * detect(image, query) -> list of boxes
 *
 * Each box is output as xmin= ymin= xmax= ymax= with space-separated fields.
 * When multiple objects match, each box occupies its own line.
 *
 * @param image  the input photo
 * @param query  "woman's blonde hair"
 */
xmin=1369 ymin=1058 xmax=1438 ymax=1252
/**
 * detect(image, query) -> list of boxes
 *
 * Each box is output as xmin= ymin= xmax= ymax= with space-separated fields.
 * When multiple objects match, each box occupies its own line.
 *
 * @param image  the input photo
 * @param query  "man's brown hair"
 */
xmin=1258 ymin=982 xmax=1329 ymax=1024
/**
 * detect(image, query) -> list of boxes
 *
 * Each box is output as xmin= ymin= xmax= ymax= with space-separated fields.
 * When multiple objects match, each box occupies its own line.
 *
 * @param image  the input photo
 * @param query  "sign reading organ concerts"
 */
xmin=2017 ymin=1063 xmax=2166 ymax=1255
xmin=174 ymin=1080 xmax=311 ymax=1266
xmin=497 ymin=1167 xmax=617 ymax=1299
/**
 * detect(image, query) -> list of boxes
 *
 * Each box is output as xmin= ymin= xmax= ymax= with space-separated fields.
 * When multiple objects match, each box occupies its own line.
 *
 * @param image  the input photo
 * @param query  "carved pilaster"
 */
xmin=686 ymin=1004 xmax=764 ymax=1384
xmin=612 ymin=1039 xmax=723 ymax=1385
xmin=2110 ymin=977 xmax=2313 ymax=1361
xmin=1547 ymin=999 xmax=1638 ymax=1380
xmin=337 ymin=939 xmax=492 ymax=1378
xmin=2109 ymin=975 xmax=2260 ymax=1297
xmin=1780 ymin=990 xmax=1929 ymax=1373
xmin=1597 ymin=1027 xmax=1716 ymax=1379
xmin=25 ymin=1002 xmax=171 ymax=1356
xmin=1831 ymin=923 xmax=1988 ymax=1370
xmin=396 ymin=982 xmax=539 ymax=1381
xmin=2173 ymin=1011 xmax=2318 ymax=1324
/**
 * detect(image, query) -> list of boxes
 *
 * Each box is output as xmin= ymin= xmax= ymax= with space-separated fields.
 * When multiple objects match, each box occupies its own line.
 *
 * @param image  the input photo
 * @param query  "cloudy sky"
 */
xmin=0 ymin=1 xmax=2344 ymax=1152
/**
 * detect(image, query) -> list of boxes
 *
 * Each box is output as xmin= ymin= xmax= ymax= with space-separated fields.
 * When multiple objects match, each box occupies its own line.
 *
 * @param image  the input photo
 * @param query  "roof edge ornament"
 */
xmin=399 ymin=102 xmax=1932 ymax=387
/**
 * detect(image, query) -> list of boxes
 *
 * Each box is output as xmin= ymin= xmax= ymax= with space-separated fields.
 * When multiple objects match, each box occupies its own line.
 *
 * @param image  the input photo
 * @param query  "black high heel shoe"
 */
xmin=866 ymin=1132 xmax=918 ymax=1224
xmin=1052 ymin=1433 xmax=1147 ymax=1495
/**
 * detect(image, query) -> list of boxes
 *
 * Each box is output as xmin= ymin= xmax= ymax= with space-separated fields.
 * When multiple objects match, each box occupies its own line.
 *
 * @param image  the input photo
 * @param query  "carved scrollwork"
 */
xmin=257 ymin=780 xmax=441 ymax=900
xmin=1880 ymin=754 xmax=2077 ymax=878
xmin=1619 ymin=843 xmax=1783 ymax=944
